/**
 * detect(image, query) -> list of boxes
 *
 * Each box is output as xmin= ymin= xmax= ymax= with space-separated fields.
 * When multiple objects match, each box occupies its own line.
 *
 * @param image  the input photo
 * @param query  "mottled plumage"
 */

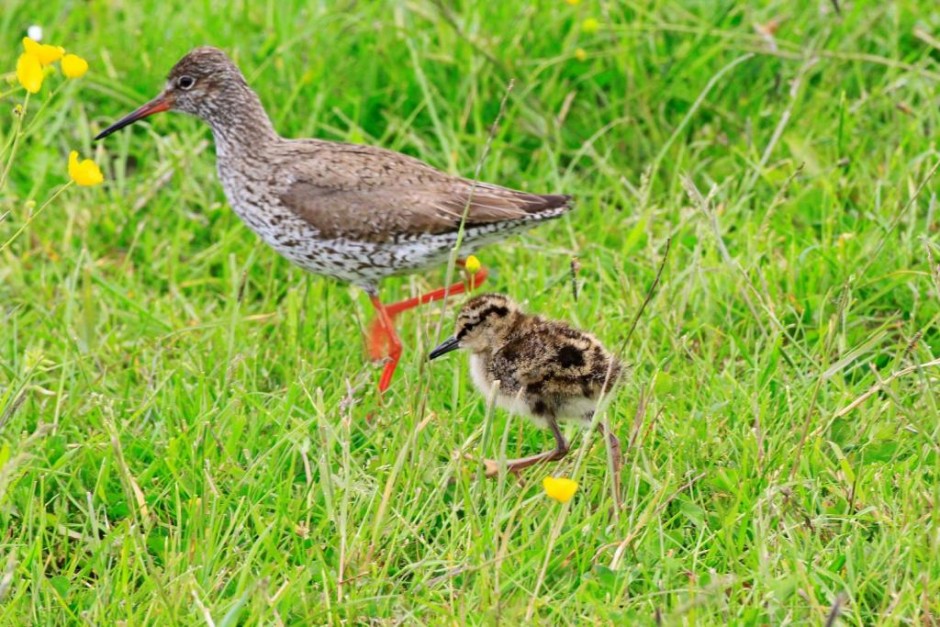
xmin=95 ymin=46 xmax=574 ymax=392
xmin=429 ymin=294 xmax=623 ymax=477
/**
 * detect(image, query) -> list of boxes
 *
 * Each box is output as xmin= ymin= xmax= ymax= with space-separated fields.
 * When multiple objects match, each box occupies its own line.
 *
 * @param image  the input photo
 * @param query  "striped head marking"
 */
xmin=429 ymin=293 xmax=520 ymax=360
xmin=454 ymin=293 xmax=519 ymax=345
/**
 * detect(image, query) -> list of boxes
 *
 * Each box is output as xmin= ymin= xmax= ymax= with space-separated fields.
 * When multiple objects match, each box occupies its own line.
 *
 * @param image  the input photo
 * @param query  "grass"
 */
xmin=2 ymin=0 xmax=940 ymax=623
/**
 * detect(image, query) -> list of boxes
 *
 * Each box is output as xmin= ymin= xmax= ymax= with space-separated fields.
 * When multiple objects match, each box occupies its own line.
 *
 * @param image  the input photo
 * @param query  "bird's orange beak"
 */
xmin=95 ymin=92 xmax=173 ymax=140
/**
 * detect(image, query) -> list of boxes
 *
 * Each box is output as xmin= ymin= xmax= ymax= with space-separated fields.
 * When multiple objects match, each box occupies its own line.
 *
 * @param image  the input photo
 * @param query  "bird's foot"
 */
xmin=483 ymin=458 xmax=501 ymax=478
xmin=480 ymin=445 xmax=569 ymax=479
xmin=366 ymin=317 xmax=395 ymax=362
xmin=460 ymin=455 xmax=512 ymax=479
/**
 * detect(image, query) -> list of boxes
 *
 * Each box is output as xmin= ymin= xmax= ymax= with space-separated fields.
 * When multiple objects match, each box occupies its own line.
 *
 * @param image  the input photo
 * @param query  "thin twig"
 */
xmin=569 ymin=256 xmax=581 ymax=302
xmin=594 ymin=237 xmax=672 ymax=515
xmin=0 ymin=390 xmax=26 ymax=432
xmin=0 ymin=552 xmax=18 ymax=602
xmin=616 ymin=237 xmax=672 ymax=359
xmin=824 ymin=592 xmax=846 ymax=627
xmin=789 ymin=368 xmax=826 ymax=481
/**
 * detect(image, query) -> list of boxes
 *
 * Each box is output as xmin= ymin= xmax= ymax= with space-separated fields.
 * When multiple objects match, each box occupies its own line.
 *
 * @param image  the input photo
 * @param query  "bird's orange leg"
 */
xmin=384 ymin=263 xmax=489 ymax=317
xmin=369 ymin=296 xmax=403 ymax=394
xmin=367 ymin=261 xmax=489 ymax=364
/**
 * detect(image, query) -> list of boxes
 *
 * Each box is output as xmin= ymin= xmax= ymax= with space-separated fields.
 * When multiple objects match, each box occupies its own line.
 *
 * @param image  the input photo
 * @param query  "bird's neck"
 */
xmin=204 ymin=87 xmax=280 ymax=156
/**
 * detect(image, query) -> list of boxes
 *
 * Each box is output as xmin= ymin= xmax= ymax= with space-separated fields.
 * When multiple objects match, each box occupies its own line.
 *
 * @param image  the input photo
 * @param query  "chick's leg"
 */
xmin=484 ymin=418 xmax=570 ymax=478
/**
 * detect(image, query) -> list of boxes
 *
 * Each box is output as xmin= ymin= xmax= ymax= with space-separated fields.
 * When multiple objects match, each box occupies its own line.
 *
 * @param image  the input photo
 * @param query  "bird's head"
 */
xmin=95 ymin=46 xmax=249 ymax=140
xmin=429 ymin=293 xmax=521 ymax=360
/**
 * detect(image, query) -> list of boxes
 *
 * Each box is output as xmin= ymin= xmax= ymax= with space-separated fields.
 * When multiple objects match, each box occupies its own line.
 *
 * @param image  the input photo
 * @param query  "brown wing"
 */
xmin=275 ymin=142 xmax=572 ymax=243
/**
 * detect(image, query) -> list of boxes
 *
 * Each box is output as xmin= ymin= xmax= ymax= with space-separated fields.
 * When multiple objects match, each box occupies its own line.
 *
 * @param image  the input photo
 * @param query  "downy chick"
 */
xmin=429 ymin=293 xmax=623 ymax=477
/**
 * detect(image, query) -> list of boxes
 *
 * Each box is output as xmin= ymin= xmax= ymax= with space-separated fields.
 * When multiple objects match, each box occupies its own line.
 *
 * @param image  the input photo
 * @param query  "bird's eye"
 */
xmin=178 ymin=75 xmax=196 ymax=90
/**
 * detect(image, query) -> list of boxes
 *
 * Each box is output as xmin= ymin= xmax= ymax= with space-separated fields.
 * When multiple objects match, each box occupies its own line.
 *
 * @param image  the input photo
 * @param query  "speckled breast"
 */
xmin=215 ymin=161 xmax=521 ymax=289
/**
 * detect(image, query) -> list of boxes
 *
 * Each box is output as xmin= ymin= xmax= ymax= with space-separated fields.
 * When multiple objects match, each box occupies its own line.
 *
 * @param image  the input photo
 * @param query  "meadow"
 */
xmin=2 ymin=0 xmax=939 ymax=623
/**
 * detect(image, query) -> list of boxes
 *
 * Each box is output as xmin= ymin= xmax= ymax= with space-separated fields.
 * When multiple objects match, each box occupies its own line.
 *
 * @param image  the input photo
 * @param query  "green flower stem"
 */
xmin=0 ymin=92 xmax=29 ymax=191
xmin=0 ymin=181 xmax=73 ymax=252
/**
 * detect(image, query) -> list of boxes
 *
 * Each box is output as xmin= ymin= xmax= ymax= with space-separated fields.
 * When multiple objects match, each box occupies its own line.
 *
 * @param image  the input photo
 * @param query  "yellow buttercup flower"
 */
xmin=464 ymin=255 xmax=482 ymax=275
xmin=543 ymin=476 xmax=578 ymax=503
xmin=22 ymin=37 xmax=64 ymax=66
xmin=582 ymin=18 xmax=600 ymax=34
xmin=565 ymin=0 xmax=580 ymax=5
xmin=68 ymin=151 xmax=104 ymax=187
xmin=574 ymin=48 xmax=588 ymax=62
xmin=61 ymin=54 xmax=89 ymax=79
xmin=16 ymin=53 xmax=43 ymax=94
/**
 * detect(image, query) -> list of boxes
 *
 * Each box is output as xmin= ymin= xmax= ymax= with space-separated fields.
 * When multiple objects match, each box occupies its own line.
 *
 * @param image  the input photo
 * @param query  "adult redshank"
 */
xmin=95 ymin=47 xmax=574 ymax=393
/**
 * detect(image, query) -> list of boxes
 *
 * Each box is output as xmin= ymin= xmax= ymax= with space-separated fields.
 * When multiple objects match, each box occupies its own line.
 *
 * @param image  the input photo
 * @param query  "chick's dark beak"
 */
xmin=429 ymin=336 xmax=461 ymax=360
xmin=95 ymin=93 xmax=173 ymax=140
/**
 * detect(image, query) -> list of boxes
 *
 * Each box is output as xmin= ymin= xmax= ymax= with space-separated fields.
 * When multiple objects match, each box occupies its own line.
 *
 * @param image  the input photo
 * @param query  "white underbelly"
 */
xmin=470 ymin=354 xmax=548 ymax=427
xmin=468 ymin=355 xmax=600 ymax=430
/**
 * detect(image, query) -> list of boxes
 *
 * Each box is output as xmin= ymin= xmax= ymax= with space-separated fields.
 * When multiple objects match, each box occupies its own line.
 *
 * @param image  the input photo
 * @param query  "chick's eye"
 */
xmin=178 ymin=75 xmax=196 ymax=90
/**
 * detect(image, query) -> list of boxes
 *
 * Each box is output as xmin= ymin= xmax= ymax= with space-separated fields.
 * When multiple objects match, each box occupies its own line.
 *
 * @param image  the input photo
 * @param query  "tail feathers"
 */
xmin=505 ymin=191 xmax=574 ymax=217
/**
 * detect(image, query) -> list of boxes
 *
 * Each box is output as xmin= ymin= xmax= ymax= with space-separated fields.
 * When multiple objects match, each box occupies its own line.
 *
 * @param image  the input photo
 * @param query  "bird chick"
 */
xmin=429 ymin=293 xmax=623 ymax=477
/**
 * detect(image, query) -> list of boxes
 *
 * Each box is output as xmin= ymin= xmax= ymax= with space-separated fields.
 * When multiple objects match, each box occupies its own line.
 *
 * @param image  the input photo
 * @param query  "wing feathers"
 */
xmin=273 ymin=141 xmax=573 ymax=243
